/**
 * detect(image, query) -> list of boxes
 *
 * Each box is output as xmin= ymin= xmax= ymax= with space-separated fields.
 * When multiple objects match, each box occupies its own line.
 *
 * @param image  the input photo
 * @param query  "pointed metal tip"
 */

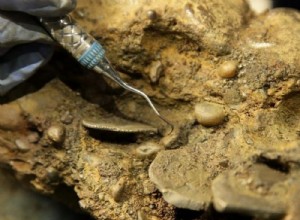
xmin=158 ymin=114 xmax=174 ymax=135
xmin=94 ymin=57 xmax=174 ymax=132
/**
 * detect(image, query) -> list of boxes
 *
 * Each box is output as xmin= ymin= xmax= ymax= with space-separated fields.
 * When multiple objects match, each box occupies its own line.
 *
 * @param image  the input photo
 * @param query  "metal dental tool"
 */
xmin=39 ymin=15 xmax=173 ymax=131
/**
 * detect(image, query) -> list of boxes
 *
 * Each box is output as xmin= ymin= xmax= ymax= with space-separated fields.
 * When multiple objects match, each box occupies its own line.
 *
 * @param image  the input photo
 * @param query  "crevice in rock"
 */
xmin=256 ymin=156 xmax=290 ymax=174
xmin=86 ymin=129 xmax=137 ymax=144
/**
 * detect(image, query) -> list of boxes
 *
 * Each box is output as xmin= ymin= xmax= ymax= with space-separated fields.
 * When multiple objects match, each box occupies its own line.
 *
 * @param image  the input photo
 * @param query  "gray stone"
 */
xmin=212 ymin=164 xmax=287 ymax=219
xmin=149 ymin=149 xmax=211 ymax=210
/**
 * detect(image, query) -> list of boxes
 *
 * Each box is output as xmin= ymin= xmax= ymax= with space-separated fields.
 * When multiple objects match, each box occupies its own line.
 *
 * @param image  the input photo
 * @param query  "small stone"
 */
xmin=46 ymin=167 xmax=60 ymax=183
xmin=135 ymin=142 xmax=161 ymax=159
xmin=78 ymin=200 xmax=88 ymax=209
xmin=149 ymin=204 xmax=155 ymax=209
xmin=217 ymin=61 xmax=238 ymax=78
xmin=137 ymin=211 xmax=148 ymax=220
xmin=111 ymin=178 xmax=126 ymax=202
xmin=223 ymin=88 xmax=244 ymax=104
xmin=143 ymin=180 xmax=157 ymax=195
xmin=27 ymin=132 xmax=40 ymax=143
xmin=47 ymin=125 xmax=65 ymax=144
xmin=160 ymin=126 xmax=181 ymax=149
xmin=148 ymin=61 xmax=163 ymax=83
xmin=184 ymin=3 xmax=194 ymax=16
xmin=246 ymin=0 xmax=272 ymax=14
xmin=147 ymin=10 xmax=157 ymax=20
xmin=194 ymin=102 xmax=226 ymax=126
xmin=15 ymin=138 xmax=31 ymax=152
xmin=98 ymin=193 xmax=105 ymax=201
xmin=60 ymin=111 xmax=73 ymax=125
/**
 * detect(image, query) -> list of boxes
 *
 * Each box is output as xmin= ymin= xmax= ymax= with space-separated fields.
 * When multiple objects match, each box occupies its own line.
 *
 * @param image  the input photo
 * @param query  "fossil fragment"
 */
xmin=82 ymin=116 xmax=158 ymax=133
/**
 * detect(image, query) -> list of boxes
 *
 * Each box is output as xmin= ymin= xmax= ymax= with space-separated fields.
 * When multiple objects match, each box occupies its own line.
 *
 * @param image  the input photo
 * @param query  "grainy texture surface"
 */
xmin=0 ymin=0 xmax=299 ymax=219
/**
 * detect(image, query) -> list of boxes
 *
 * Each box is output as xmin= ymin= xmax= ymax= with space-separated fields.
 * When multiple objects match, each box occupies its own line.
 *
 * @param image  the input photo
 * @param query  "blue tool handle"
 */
xmin=40 ymin=15 xmax=105 ymax=69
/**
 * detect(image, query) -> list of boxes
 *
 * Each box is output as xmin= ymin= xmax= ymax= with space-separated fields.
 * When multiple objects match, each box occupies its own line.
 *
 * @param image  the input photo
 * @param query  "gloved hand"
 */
xmin=0 ymin=0 xmax=77 ymax=95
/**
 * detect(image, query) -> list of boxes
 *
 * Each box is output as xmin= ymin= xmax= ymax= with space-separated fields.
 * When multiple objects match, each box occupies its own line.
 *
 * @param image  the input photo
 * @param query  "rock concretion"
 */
xmin=149 ymin=149 xmax=211 ymax=210
xmin=0 ymin=0 xmax=299 ymax=219
xmin=217 ymin=61 xmax=239 ymax=78
xmin=212 ymin=164 xmax=287 ymax=219
xmin=194 ymin=102 xmax=226 ymax=127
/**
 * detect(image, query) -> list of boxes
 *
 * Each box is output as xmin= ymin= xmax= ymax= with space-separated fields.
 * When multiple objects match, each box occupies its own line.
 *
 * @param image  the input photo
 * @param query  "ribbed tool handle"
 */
xmin=40 ymin=15 xmax=105 ymax=69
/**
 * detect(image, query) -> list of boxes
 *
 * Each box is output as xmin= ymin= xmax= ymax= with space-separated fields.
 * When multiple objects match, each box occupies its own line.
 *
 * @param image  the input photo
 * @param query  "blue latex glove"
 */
xmin=0 ymin=0 xmax=77 ymax=95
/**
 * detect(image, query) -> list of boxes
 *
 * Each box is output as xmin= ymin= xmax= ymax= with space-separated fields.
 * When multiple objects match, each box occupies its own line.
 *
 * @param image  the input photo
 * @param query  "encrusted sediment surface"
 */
xmin=0 ymin=0 xmax=299 ymax=219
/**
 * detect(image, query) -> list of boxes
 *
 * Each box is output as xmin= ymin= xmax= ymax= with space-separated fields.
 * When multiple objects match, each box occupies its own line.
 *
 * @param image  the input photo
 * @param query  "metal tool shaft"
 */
xmin=40 ymin=15 xmax=173 ymax=130
xmin=40 ymin=16 xmax=105 ymax=68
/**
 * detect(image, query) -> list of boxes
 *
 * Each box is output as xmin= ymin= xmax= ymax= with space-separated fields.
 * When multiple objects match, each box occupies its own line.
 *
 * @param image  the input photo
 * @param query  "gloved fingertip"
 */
xmin=0 ymin=0 xmax=77 ymax=17
xmin=0 ymin=43 xmax=54 ymax=96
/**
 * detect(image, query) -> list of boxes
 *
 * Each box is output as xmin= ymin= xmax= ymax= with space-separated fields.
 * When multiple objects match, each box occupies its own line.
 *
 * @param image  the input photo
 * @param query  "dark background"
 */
xmin=273 ymin=0 xmax=300 ymax=9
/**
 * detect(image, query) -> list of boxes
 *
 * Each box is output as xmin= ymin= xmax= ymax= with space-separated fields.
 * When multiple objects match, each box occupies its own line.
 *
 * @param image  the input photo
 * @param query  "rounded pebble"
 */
xmin=15 ymin=139 xmax=30 ymax=152
xmin=217 ymin=60 xmax=238 ymax=78
xmin=111 ymin=178 xmax=126 ymax=202
xmin=46 ymin=167 xmax=59 ymax=183
xmin=149 ymin=61 xmax=163 ymax=83
xmin=135 ymin=142 xmax=161 ymax=158
xmin=60 ymin=111 xmax=73 ymax=125
xmin=194 ymin=102 xmax=226 ymax=126
xmin=147 ymin=10 xmax=157 ymax=20
xmin=27 ymin=132 xmax=40 ymax=143
xmin=160 ymin=127 xmax=181 ymax=149
xmin=47 ymin=125 xmax=65 ymax=144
